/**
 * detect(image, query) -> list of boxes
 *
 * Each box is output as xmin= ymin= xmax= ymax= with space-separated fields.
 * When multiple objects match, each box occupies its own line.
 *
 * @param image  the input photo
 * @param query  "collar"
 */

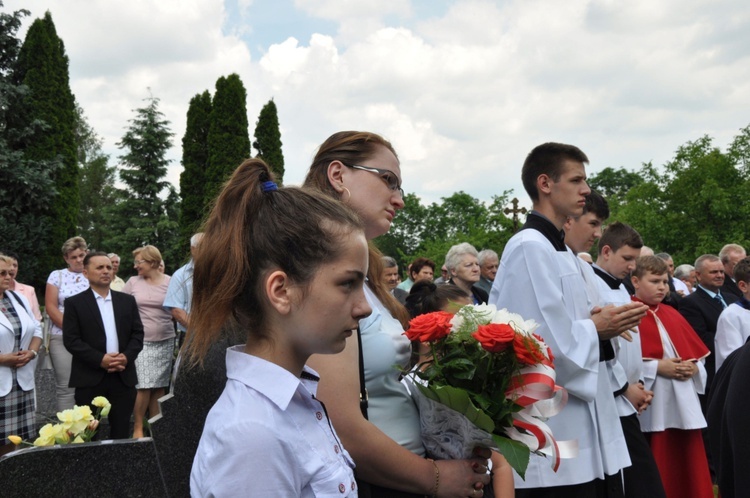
xmin=592 ymin=264 xmax=622 ymax=290
xmin=93 ymin=289 xmax=113 ymax=303
xmin=522 ymin=211 xmax=566 ymax=252
xmin=698 ymin=285 xmax=722 ymax=299
xmin=225 ymin=345 xmax=320 ymax=411
xmin=737 ymin=297 xmax=750 ymax=311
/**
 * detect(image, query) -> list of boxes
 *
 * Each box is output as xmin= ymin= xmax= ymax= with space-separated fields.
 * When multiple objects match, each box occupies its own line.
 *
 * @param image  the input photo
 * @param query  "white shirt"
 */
xmin=191 ymin=346 xmax=357 ymax=497
xmin=673 ymin=278 xmax=690 ymax=296
xmin=715 ymin=302 xmax=750 ymax=372
xmin=490 ymin=228 xmax=629 ymax=488
xmin=639 ymin=317 xmax=707 ymax=432
xmin=93 ymin=290 xmax=119 ymax=353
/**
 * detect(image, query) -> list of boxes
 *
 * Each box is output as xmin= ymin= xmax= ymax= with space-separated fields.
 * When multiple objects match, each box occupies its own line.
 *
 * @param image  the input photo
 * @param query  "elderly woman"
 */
xmin=122 ymin=245 xmax=173 ymax=438
xmin=445 ymin=242 xmax=488 ymax=305
xmin=45 ymin=236 xmax=90 ymax=411
xmin=0 ymin=255 xmax=42 ymax=456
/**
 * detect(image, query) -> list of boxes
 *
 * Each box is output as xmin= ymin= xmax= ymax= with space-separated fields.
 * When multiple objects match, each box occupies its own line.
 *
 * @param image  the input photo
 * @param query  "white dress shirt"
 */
xmin=191 ymin=346 xmax=357 ymax=497
xmin=94 ymin=290 xmax=119 ymax=353
xmin=715 ymin=302 xmax=750 ymax=372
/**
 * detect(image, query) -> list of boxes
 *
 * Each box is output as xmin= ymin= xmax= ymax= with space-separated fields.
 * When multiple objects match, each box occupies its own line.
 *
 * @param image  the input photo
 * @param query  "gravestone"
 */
xmin=1 ymin=326 xmax=244 ymax=497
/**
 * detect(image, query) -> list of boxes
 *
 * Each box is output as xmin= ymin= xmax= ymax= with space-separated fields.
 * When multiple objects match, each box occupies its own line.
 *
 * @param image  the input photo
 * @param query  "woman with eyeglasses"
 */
xmin=123 ymin=245 xmax=173 ymax=438
xmin=303 ymin=131 xmax=491 ymax=498
xmin=0 ymin=254 xmax=42 ymax=456
xmin=45 ymin=236 xmax=90 ymax=411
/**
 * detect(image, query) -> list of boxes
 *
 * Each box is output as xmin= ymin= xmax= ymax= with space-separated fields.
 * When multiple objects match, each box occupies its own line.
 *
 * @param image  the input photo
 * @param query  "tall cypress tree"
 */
xmin=253 ymin=98 xmax=284 ymax=184
xmin=179 ymin=90 xmax=212 ymax=246
xmin=12 ymin=11 xmax=78 ymax=276
xmin=108 ymin=96 xmax=177 ymax=269
xmin=0 ymin=3 xmax=58 ymax=288
xmin=205 ymin=73 xmax=249 ymax=205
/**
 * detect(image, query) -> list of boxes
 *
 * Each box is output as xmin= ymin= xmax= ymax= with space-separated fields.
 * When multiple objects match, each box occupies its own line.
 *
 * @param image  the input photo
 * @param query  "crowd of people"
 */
xmin=1 ymin=131 xmax=748 ymax=498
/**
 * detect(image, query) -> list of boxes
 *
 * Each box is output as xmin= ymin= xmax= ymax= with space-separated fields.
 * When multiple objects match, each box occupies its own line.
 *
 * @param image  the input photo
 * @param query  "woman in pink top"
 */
xmin=122 ymin=245 xmax=174 ymax=438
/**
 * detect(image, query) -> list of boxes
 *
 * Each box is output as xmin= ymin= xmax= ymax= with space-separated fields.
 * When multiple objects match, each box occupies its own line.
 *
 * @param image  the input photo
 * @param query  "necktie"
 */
xmin=715 ymin=294 xmax=727 ymax=309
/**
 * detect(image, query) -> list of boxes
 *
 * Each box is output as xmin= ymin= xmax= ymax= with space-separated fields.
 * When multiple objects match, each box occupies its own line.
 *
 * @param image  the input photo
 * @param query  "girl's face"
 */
xmin=286 ymin=230 xmax=372 ymax=361
xmin=64 ymin=248 xmax=87 ymax=273
xmin=338 ymin=145 xmax=405 ymax=240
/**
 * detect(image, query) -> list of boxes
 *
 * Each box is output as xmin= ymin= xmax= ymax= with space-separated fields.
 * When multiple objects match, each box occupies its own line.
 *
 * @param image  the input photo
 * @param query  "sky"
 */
xmin=9 ymin=0 xmax=750 ymax=209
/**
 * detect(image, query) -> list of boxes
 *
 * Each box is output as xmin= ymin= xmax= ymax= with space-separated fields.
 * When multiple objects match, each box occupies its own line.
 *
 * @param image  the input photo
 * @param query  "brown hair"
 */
xmin=633 ymin=255 xmax=668 ymax=279
xmin=405 ymin=280 xmax=470 ymax=318
xmin=183 ymin=158 xmax=364 ymax=366
xmin=734 ymin=257 xmax=750 ymax=284
xmin=409 ymin=257 xmax=436 ymax=281
xmin=132 ymin=245 xmax=162 ymax=269
xmin=303 ymin=131 xmax=410 ymax=327
xmin=598 ymin=221 xmax=643 ymax=255
xmin=522 ymin=142 xmax=589 ymax=202
xmin=61 ymin=236 xmax=87 ymax=257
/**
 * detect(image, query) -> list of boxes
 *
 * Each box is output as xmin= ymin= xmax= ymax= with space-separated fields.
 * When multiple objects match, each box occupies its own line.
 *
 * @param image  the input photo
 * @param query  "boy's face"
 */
xmin=547 ymin=160 xmax=591 ymax=219
xmin=601 ymin=245 xmax=641 ymax=279
xmin=564 ymin=212 xmax=604 ymax=254
xmin=632 ymin=271 xmax=669 ymax=305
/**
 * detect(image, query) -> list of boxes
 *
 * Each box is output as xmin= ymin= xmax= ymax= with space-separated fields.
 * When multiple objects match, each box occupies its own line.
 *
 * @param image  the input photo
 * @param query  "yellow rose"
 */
xmin=100 ymin=404 xmax=111 ymax=417
xmin=91 ymin=396 xmax=110 ymax=408
xmin=72 ymin=435 xmax=85 ymax=444
xmin=53 ymin=425 xmax=71 ymax=445
xmin=33 ymin=423 xmax=57 ymax=446
xmin=58 ymin=405 xmax=93 ymax=435
xmin=8 ymin=435 xmax=22 ymax=445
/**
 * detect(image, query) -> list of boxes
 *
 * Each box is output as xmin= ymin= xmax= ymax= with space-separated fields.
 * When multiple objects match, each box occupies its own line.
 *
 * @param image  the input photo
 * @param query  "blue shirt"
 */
xmin=163 ymin=260 xmax=193 ymax=332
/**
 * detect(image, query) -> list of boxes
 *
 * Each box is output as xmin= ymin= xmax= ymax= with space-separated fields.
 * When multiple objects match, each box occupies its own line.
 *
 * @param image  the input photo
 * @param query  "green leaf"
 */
xmin=416 ymin=384 xmax=495 ymax=433
xmin=492 ymin=434 xmax=530 ymax=480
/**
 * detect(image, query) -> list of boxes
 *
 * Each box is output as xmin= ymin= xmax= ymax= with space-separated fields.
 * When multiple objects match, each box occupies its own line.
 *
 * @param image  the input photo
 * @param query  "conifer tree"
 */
xmin=205 ymin=73 xmax=249 ymax=205
xmin=253 ymin=99 xmax=284 ymax=184
xmin=12 ymin=11 xmax=78 ymax=276
xmin=179 ymin=90 xmax=212 ymax=246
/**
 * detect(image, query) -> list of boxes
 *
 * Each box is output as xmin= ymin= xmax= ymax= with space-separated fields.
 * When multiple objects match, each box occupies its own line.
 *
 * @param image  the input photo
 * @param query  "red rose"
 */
xmin=405 ymin=311 xmax=454 ymax=342
xmin=472 ymin=323 xmax=515 ymax=353
xmin=513 ymin=333 xmax=550 ymax=366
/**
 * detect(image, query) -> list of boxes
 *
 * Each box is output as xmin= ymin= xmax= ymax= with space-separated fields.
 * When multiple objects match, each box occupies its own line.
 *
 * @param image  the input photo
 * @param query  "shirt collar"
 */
xmin=94 ymin=289 xmax=113 ymax=303
xmin=592 ymin=264 xmax=622 ymax=290
xmin=522 ymin=211 xmax=566 ymax=252
xmin=698 ymin=285 xmax=721 ymax=299
xmin=225 ymin=345 xmax=320 ymax=411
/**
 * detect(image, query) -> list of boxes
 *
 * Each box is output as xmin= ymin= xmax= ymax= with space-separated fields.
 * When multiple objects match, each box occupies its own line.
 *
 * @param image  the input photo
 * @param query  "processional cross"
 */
xmin=503 ymin=197 xmax=528 ymax=233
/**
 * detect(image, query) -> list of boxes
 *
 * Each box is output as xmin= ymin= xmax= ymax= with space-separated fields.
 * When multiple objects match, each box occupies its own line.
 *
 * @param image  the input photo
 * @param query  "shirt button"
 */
xmin=351 ymin=482 xmax=356 ymax=490
xmin=334 ymin=445 xmax=340 ymax=453
xmin=316 ymin=412 xmax=323 ymax=420
xmin=338 ymin=483 xmax=345 ymax=493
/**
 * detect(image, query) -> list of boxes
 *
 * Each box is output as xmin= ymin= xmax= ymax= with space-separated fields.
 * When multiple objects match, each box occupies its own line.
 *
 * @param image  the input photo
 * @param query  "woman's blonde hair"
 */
xmin=132 ymin=245 xmax=162 ymax=269
xmin=61 ymin=236 xmax=87 ymax=257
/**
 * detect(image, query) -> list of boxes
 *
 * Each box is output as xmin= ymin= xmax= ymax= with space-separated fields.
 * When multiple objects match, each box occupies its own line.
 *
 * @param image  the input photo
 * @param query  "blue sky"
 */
xmin=12 ymin=0 xmax=750 ymax=210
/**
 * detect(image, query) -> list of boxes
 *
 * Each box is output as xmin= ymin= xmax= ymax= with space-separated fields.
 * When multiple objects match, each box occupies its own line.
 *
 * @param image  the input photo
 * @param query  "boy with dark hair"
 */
xmin=492 ymin=143 xmax=647 ymax=497
xmin=632 ymin=256 xmax=713 ymax=498
xmin=593 ymin=223 xmax=665 ymax=498
xmin=714 ymin=256 xmax=750 ymax=372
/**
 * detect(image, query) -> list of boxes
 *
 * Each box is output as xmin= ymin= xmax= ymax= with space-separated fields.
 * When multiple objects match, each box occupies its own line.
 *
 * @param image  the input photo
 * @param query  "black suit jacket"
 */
xmin=63 ymin=288 xmax=144 ymax=388
xmin=679 ymin=287 xmax=738 ymax=387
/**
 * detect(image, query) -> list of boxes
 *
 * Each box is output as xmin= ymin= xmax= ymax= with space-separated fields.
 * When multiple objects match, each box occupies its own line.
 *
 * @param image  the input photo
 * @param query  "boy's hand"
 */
xmin=591 ymin=302 xmax=648 ymax=340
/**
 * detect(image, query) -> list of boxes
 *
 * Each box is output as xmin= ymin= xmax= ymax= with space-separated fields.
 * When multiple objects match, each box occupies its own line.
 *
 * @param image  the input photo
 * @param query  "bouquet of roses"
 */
xmin=404 ymin=304 xmax=568 ymax=479
xmin=7 ymin=396 xmax=112 ymax=448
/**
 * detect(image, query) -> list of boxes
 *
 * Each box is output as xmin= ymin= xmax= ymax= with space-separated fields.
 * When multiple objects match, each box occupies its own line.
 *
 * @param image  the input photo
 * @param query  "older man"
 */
xmin=107 ymin=253 xmax=126 ymax=292
xmin=719 ymin=244 xmax=747 ymax=299
xmin=163 ymin=233 xmax=203 ymax=346
xmin=675 ymin=264 xmax=696 ymax=295
xmin=679 ymin=254 xmax=739 ymax=392
xmin=476 ymin=249 xmax=499 ymax=295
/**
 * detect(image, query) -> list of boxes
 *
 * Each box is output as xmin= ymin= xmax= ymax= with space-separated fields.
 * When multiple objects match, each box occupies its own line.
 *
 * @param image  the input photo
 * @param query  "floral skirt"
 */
xmin=135 ymin=338 xmax=175 ymax=389
xmin=1 ymin=382 xmax=36 ymax=441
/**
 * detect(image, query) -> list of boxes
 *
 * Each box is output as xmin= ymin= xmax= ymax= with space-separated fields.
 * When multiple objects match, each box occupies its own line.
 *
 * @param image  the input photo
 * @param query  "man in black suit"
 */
xmin=719 ymin=244 xmax=746 ymax=299
xmin=63 ymin=252 xmax=144 ymax=439
xmin=679 ymin=254 xmax=739 ymax=391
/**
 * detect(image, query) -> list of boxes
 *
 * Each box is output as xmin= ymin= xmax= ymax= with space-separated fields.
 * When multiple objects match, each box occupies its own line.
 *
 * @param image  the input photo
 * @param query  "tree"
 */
xmin=205 ymin=73 xmax=249 ymax=205
xmin=0 ymin=3 xmax=59 ymax=288
xmin=12 ymin=11 xmax=78 ymax=277
xmin=179 ymin=90 xmax=212 ymax=249
xmin=252 ymin=98 xmax=284 ymax=183
xmin=75 ymin=103 xmax=116 ymax=250
xmin=108 ymin=96 xmax=179 ymax=271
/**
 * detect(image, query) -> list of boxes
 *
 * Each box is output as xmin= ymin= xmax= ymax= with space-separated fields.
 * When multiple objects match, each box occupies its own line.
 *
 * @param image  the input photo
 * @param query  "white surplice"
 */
xmin=490 ymin=229 xmax=630 ymax=488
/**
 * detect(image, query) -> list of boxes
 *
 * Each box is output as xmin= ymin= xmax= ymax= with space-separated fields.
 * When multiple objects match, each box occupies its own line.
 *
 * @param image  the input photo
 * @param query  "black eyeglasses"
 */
xmin=0 ymin=270 xmax=11 ymax=277
xmin=342 ymin=163 xmax=404 ymax=198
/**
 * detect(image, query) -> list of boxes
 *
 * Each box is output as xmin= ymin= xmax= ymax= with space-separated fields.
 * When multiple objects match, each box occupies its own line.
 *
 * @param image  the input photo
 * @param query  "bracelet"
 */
xmin=30 ymin=350 xmax=38 ymax=358
xmin=427 ymin=458 xmax=439 ymax=497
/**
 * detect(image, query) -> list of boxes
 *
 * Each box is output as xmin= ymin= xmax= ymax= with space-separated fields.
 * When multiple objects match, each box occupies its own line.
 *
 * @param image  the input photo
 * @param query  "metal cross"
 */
xmin=503 ymin=197 xmax=528 ymax=233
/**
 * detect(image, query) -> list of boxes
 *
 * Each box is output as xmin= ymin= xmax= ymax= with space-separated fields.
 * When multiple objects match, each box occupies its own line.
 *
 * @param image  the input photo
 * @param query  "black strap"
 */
xmin=357 ymin=326 xmax=368 ymax=419
xmin=7 ymin=291 xmax=30 ymax=316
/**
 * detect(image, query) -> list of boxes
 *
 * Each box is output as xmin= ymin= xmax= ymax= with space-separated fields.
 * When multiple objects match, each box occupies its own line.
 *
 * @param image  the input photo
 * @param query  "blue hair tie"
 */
xmin=261 ymin=181 xmax=278 ymax=192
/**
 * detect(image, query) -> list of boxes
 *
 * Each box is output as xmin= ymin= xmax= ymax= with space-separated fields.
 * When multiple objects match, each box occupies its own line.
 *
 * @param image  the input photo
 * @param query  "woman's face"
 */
xmin=337 ymin=145 xmax=405 ymax=240
xmin=0 ymin=261 xmax=12 ymax=294
xmin=64 ymin=248 xmax=87 ymax=273
xmin=451 ymin=254 xmax=480 ymax=286
xmin=133 ymin=255 xmax=155 ymax=276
